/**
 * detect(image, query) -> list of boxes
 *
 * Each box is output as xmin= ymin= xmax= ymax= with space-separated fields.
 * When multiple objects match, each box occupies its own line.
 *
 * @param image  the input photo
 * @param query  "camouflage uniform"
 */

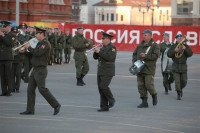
xmin=167 ymin=41 xmax=193 ymax=99
xmin=72 ymin=32 xmax=89 ymax=85
xmin=63 ymin=33 xmax=72 ymax=63
xmin=159 ymin=42 xmax=174 ymax=93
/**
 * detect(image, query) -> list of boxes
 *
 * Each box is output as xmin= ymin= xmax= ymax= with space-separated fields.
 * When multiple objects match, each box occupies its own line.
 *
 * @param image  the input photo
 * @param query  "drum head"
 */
xmin=161 ymin=48 xmax=169 ymax=72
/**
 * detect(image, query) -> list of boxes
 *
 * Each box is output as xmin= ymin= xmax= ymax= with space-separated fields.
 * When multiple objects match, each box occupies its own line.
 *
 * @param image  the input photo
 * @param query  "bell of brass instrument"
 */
xmin=175 ymin=36 xmax=188 ymax=58
xmin=85 ymin=44 xmax=102 ymax=55
xmin=12 ymin=38 xmax=37 ymax=51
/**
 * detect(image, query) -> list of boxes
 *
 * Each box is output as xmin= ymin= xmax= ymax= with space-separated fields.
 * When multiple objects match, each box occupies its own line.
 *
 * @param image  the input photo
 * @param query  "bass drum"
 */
xmin=161 ymin=48 xmax=173 ymax=73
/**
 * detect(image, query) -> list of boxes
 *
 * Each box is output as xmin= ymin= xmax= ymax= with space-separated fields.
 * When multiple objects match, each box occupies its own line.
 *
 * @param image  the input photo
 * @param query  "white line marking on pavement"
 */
xmin=54 ymin=72 xmax=200 ymax=81
xmin=0 ymin=114 xmax=184 ymax=133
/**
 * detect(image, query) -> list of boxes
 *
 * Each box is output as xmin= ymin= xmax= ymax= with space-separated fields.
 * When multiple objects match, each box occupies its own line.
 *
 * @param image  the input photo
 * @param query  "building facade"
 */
xmin=93 ymin=0 xmax=171 ymax=26
xmin=0 ymin=0 xmax=72 ymax=22
xmin=171 ymin=0 xmax=200 ymax=26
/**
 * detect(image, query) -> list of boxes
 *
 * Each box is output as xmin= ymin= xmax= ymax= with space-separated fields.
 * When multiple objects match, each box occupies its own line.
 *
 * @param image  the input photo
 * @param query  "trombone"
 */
xmin=85 ymin=44 xmax=102 ymax=55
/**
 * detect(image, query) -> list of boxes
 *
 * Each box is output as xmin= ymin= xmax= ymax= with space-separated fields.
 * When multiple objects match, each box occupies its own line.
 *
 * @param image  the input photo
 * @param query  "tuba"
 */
xmin=175 ymin=36 xmax=188 ymax=58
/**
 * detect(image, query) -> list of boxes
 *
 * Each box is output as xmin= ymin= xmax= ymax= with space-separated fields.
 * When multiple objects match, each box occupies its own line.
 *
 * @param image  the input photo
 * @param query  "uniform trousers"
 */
xmin=12 ymin=62 xmax=23 ymax=91
xmin=0 ymin=61 xmax=13 ymax=94
xmin=97 ymin=75 xmax=115 ymax=110
xmin=137 ymin=74 xmax=157 ymax=98
xmin=75 ymin=59 xmax=89 ymax=78
xmin=162 ymin=72 xmax=174 ymax=88
xmin=64 ymin=47 xmax=71 ymax=62
xmin=173 ymin=72 xmax=187 ymax=92
xmin=26 ymin=67 xmax=59 ymax=112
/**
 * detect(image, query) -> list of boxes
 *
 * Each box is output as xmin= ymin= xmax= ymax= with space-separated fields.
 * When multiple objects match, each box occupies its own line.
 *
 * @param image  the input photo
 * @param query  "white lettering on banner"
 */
xmin=129 ymin=30 xmax=140 ymax=44
xmin=118 ymin=30 xmax=128 ymax=43
xmin=83 ymin=29 xmax=93 ymax=39
xmin=95 ymin=29 xmax=104 ymax=43
xmin=72 ymin=29 xmax=77 ymax=36
xmin=165 ymin=31 xmax=173 ymax=43
xmin=187 ymin=32 xmax=197 ymax=46
xmin=152 ymin=31 xmax=161 ymax=44
xmin=107 ymin=30 xmax=116 ymax=43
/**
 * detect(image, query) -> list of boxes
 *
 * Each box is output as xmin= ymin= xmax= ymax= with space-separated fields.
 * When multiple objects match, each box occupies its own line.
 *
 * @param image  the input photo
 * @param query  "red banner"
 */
xmin=64 ymin=24 xmax=200 ymax=54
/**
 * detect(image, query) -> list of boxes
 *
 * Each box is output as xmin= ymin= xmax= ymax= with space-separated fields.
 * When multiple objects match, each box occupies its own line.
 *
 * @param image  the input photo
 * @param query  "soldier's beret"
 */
xmin=0 ymin=21 xmax=11 ymax=28
xmin=66 ymin=28 xmax=69 ymax=31
xmin=143 ymin=30 xmax=152 ymax=34
xmin=101 ymin=31 xmax=114 ymax=39
xmin=77 ymin=27 xmax=83 ymax=30
xmin=19 ymin=23 xmax=28 ymax=29
xmin=35 ymin=26 xmax=46 ymax=34
xmin=175 ymin=34 xmax=183 ymax=38
xmin=11 ymin=26 xmax=19 ymax=33
xmin=58 ymin=27 xmax=62 ymax=29
xmin=54 ymin=27 xmax=58 ymax=30
xmin=49 ymin=28 xmax=52 ymax=30
xmin=163 ymin=33 xmax=169 ymax=36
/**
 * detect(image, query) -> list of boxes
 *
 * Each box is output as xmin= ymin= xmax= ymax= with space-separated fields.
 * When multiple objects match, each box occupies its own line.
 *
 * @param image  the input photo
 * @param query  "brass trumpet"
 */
xmin=12 ymin=38 xmax=38 ymax=51
xmin=85 ymin=44 xmax=102 ymax=55
xmin=175 ymin=36 xmax=188 ymax=58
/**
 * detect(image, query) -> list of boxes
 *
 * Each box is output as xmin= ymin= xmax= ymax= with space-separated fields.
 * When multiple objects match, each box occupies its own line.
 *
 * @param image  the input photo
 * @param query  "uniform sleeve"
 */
xmin=28 ymin=42 xmax=49 ymax=56
xmin=72 ymin=36 xmax=87 ymax=50
xmin=2 ymin=32 xmax=15 ymax=47
xmin=167 ymin=45 xmax=176 ymax=58
xmin=184 ymin=44 xmax=193 ymax=58
xmin=93 ymin=52 xmax=99 ymax=60
xmin=98 ymin=46 xmax=116 ymax=61
xmin=132 ymin=47 xmax=138 ymax=63
xmin=144 ymin=43 xmax=159 ymax=61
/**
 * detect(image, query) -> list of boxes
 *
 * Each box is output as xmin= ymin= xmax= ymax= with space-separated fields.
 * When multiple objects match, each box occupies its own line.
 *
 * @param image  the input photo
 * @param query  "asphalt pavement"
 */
xmin=0 ymin=51 xmax=200 ymax=133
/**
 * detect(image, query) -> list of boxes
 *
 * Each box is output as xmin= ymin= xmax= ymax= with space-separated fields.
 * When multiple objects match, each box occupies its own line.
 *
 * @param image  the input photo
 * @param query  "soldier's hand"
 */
xmin=24 ymin=43 xmax=30 ymax=48
xmin=94 ymin=48 xmax=100 ymax=53
xmin=86 ymin=43 xmax=89 ymax=47
xmin=182 ymin=45 xmax=186 ymax=50
xmin=140 ymin=53 xmax=145 ymax=58
xmin=19 ymin=49 xmax=25 ymax=53
xmin=0 ymin=31 xmax=5 ymax=37
xmin=175 ymin=48 xmax=179 ymax=52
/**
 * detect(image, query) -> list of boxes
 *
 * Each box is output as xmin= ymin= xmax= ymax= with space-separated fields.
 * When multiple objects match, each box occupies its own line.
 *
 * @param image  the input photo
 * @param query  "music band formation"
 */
xmin=0 ymin=21 xmax=193 ymax=114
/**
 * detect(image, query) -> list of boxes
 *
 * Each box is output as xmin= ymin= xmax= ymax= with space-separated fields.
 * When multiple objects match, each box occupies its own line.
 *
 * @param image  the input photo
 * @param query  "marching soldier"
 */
xmin=19 ymin=23 xmax=31 ymax=83
xmin=167 ymin=34 xmax=193 ymax=100
xmin=0 ymin=21 xmax=15 ymax=96
xmin=47 ymin=28 xmax=55 ymax=65
xmin=20 ymin=27 xmax=61 ymax=115
xmin=93 ymin=31 xmax=116 ymax=112
xmin=132 ymin=30 xmax=159 ymax=108
xmin=11 ymin=26 xmax=26 ymax=93
xmin=55 ymin=27 xmax=64 ymax=64
xmin=72 ymin=27 xmax=89 ymax=86
xmin=64 ymin=28 xmax=72 ymax=64
xmin=159 ymin=33 xmax=174 ymax=94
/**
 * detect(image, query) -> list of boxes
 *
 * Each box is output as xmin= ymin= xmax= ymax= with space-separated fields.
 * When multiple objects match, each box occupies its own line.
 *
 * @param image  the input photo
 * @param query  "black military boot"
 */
xmin=57 ymin=59 xmax=59 ymax=64
xmin=165 ymin=87 xmax=168 ymax=95
xmin=77 ymin=78 xmax=83 ymax=86
xmin=137 ymin=98 xmax=148 ymax=108
xmin=169 ymin=83 xmax=172 ymax=91
xmin=80 ymin=74 xmax=86 ymax=85
xmin=177 ymin=91 xmax=181 ymax=100
xmin=152 ymin=95 xmax=158 ymax=106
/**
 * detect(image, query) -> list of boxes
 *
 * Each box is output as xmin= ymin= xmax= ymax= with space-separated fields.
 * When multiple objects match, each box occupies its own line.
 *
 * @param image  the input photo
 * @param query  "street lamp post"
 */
xmin=139 ymin=5 xmax=147 ymax=25
xmin=147 ymin=0 xmax=160 ymax=26
xmin=96 ymin=8 xmax=104 ymax=24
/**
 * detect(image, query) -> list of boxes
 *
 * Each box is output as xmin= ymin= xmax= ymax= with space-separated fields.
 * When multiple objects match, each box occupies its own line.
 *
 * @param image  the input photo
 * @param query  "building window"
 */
xmin=102 ymin=14 xmax=104 ymax=21
xmin=81 ymin=0 xmax=87 ymax=4
xmin=49 ymin=0 xmax=64 ymax=5
xmin=111 ymin=13 xmax=114 ymax=21
xmin=177 ymin=0 xmax=193 ymax=15
xmin=107 ymin=13 xmax=109 ymax=21
xmin=116 ymin=14 xmax=118 ymax=21
xmin=109 ymin=0 xmax=116 ymax=3
xmin=121 ymin=15 xmax=123 ymax=21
